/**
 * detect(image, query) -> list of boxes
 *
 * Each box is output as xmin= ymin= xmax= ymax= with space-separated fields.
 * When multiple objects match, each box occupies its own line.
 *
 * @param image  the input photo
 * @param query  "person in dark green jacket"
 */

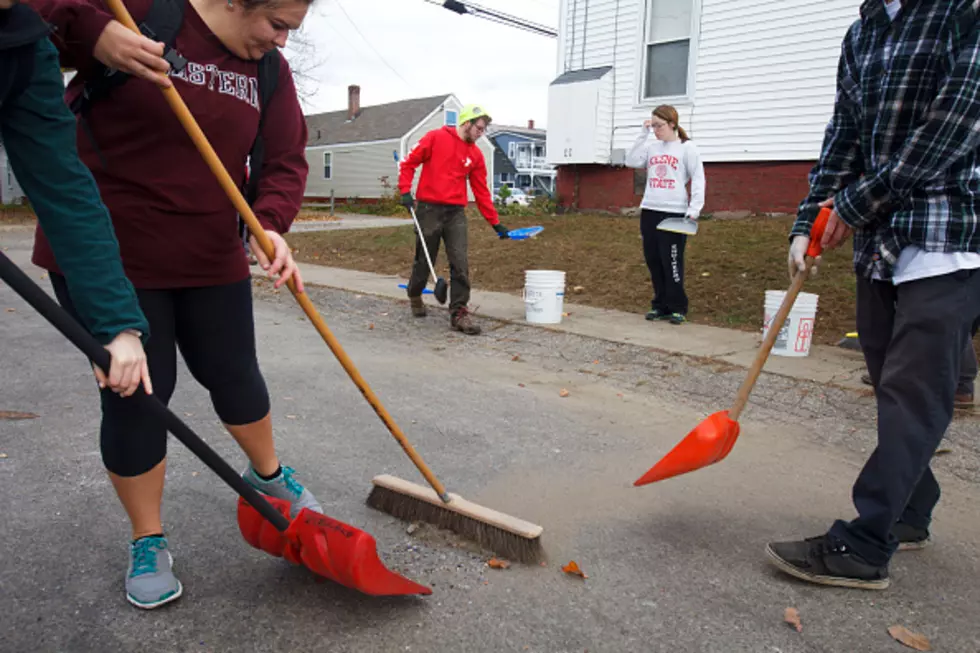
xmin=1 ymin=1 xmax=151 ymax=396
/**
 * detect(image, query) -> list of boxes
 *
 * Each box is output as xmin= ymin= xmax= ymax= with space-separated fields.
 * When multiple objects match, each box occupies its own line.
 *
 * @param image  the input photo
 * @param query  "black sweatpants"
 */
xmin=640 ymin=210 xmax=688 ymax=315
xmin=51 ymin=274 xmax=271 ymax=477
xmin=830 ymin=270 xmax=980 ymax=566
xmin=407 ymin=202 xmax=470 ymax=311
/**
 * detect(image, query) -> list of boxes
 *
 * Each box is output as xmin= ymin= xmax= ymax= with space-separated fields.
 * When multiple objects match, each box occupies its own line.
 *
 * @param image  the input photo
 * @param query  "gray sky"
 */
xmin=286 ymin=0 xmax=560 ymax=128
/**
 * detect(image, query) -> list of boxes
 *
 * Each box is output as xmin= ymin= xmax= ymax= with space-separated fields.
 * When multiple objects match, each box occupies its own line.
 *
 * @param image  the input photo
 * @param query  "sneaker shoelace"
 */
xmin=279 ymin=466 xmax=304 ymax=498
xmin=131 ymin=537 xmax=163 ymax=577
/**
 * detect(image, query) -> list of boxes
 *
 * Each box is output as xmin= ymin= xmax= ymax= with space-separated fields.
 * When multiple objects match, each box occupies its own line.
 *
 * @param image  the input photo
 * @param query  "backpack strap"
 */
xmin=70 ymin=0 xmax=187 ymax=117
xmin=69 ymin=0 xmax=187 ymax=169
xmin=244 ymin=48 xmax=281 ymax=206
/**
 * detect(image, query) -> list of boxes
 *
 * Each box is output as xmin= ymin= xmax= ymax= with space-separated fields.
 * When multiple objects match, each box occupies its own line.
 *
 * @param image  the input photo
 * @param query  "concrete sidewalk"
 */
xmin=266 ymin=261 xmax=870 ymax=391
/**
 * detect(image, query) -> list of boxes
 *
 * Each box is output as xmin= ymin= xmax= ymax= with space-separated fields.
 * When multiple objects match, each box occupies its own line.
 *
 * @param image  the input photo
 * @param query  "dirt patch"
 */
xmin=286 ymin=212 xmax=859 ymax=345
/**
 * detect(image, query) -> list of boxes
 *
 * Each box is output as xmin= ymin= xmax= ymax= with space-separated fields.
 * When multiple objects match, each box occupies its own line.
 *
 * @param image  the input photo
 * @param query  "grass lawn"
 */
xmin=286 ymin=212 xmax=859 ymax=346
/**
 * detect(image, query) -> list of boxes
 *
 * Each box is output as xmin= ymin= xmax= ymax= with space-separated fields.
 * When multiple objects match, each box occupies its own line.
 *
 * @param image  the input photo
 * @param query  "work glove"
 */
xmin=401 ymin=193 xmax=414 ymax=209
xmin=493 ymin=223 xmax=510 ymax=240
xmin=787 ymin=235 xmax=821 ymax=281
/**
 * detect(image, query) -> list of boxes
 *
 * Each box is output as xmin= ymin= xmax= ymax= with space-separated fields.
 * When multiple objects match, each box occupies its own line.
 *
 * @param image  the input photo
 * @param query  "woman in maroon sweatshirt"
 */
xmin=33 ymin=0 xmax=319 ymax=609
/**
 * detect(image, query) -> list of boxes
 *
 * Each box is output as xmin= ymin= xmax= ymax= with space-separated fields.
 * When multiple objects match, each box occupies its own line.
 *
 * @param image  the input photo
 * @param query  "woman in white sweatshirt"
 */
xmin=626 ymin=105 xmax=706 ymax=324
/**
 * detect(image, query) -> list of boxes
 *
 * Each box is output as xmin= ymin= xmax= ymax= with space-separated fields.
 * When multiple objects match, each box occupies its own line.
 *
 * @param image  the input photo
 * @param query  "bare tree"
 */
xmin=283 ymin=28 xmax=327 ymax=110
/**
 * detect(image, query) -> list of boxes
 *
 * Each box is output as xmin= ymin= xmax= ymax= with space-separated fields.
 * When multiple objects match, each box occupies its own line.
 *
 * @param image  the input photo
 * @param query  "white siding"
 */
xmin=0 ymin=144 xmax=25 ymax=205
xmin=554 ymin=0 xmax=862 ymax=163
xmin=303 ymin=140 xmax=401 ymax=199
xmin=692 ymin=0 xmax=860 ymax=161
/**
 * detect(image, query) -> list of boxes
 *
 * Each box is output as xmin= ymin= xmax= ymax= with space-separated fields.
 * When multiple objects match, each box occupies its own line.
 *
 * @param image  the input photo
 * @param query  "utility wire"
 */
xmin=422 ymin=0 xmax=558 ymax=38
xmin=334 ymin=0 xmax=411 ymax=86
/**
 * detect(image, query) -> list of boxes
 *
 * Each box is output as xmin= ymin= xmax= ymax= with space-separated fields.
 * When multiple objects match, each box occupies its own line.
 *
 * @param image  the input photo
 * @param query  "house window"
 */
xmin=500 ymin=173 xmax=510 ymax=183
xmin=643 ymin=0 xmax=694 ymax=99
xmin=323 ymin=152 xmax=332 ymax=180
xmin=508 ymin=142 xmax=516 ymax=159
xmin=446 ymin=110 xmax=458 ymax=126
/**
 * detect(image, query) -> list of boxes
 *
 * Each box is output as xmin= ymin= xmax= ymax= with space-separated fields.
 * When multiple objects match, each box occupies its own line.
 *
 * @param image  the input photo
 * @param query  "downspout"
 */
xmin=569 ymin=0 xmax=577 ymax=72
xmin=610 ymin=0 xmax=619 ymax=161
xmin=581 ymin=0 xmax=589 ymax=70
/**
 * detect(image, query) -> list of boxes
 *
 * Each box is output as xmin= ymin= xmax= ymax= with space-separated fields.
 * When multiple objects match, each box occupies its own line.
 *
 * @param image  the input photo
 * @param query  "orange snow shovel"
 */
xmin=634 ymin=207 xmax=831 ymax=486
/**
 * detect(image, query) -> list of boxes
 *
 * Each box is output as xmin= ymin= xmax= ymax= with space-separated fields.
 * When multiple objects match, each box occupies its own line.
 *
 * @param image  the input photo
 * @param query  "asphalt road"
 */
xmin=1 ymin=227 xmax=978 ymax=653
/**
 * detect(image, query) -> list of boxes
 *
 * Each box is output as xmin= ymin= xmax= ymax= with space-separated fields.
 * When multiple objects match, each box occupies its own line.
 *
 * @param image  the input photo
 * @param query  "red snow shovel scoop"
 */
xmin=634 ymin=207 xmax=831 ymax=486
xmin=0 ymin=251 xmax=430 ymax=597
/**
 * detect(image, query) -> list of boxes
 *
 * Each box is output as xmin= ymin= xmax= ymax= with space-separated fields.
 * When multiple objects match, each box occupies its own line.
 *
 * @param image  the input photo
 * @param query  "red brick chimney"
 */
xmin=348 ymin=85 xmax=361 ymax=121
xmin=527 ymin=119 xmax=535 ymax=129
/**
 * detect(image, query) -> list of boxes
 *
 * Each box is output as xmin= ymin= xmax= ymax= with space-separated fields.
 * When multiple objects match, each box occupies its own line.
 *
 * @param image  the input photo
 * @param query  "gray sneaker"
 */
xmin=242 ymin=465 xmax=322 ymax=518
xmin=126 ymin=536 xmax=182 ymax=609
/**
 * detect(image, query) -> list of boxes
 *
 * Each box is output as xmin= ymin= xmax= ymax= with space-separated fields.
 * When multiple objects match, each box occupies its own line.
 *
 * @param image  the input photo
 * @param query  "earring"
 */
xmin=226 ymin=0 xmax=234 ymax=7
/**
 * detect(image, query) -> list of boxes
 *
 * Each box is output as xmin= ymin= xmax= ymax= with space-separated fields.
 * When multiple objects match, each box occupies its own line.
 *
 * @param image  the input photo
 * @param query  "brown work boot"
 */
xmin=409 ymin=296 xmax=426 ymax=318
xmin=451 ymin=307 xmax=481 ymax=335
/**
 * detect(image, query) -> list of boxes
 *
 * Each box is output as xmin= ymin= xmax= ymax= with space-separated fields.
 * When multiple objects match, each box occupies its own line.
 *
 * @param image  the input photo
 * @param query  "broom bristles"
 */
xmin=367 ymin=483 xmax=544 ymax=564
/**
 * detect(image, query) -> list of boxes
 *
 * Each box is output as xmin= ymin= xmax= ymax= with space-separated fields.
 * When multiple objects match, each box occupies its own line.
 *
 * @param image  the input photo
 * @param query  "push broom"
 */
xmin=104 ymin=0 xmax=543 ymax=562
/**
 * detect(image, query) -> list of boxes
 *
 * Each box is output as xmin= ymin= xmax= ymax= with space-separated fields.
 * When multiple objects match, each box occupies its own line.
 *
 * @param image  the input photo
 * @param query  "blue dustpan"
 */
xmin=398 ymin=284 xmax=433 ymax=295
xmin=507 ymin=226 xmax=544 ymax=240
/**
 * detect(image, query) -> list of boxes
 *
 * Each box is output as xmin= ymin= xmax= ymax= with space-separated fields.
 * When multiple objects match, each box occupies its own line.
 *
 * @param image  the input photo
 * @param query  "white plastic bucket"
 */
xmin=762 ymin=290 xmax=819 ymax=357
xmin=523 ymin=270 xmax=566 ymax=324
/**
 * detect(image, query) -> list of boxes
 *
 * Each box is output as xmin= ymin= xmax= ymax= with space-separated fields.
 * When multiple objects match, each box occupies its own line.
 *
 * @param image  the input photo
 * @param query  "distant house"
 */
xmin=304 ymin=86 xmax=495 ymax=203
xmin=547 ymin=0 xmax=862 ymax=214
xmin=0 ymin=142 xmax=25 ymax=205
xmin=487 ymin=121 xmax=556 ymax=196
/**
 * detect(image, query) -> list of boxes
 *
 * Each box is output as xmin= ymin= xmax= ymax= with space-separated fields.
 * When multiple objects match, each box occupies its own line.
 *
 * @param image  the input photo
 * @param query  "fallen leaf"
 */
xmin=784 ymin=607 xmax=802 ymax=633
xmin=888 ymin=625 xmax=931 ymax=651
xmin=511 ymin=355 xmax=521 ymax=362
xmin=559 ymin=389 xmax=570 ymax=398
xmin=406 ymin=523 xmax=419 ymax=535
xmin=592 ymin=360 xmax=599 ymax=364
xmin=561 ymin=561 xmax=587 ymax=579
xmin=0 ymin=410 xmax=39 ymax=420
xmin=191 ymin=471 xmax=199 ymax=477
xmin=518 ymin=383 xmax=526 ymax=388
xmin=368 ymin=323 xmax=375 ymax=330
xmin=0 ymin=453 xmax=7 ymax=459
xmin=562 ymin=312 xmax=570 ymax=317
xmin=487 ymin=558 xmax=511 ymax=570
xmin=701 ymin=272 xmax=711 ymax=277
xmin=934 ymin=447 xmax=952 ymax=456
xmin=5 ymin=308 xmax=15 ymax=313
xmin=286 ymin=414 xmax=297 ymax=420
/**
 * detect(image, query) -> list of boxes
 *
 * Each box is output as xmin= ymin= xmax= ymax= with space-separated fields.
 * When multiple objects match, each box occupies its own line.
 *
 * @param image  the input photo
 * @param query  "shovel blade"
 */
xmin=434 ymin=278 xmax=448 ymax=304
xmin=633 ymin=411 xmax=740 ymax=486
xmin=237 ymin=497 xmax=432 ymax=596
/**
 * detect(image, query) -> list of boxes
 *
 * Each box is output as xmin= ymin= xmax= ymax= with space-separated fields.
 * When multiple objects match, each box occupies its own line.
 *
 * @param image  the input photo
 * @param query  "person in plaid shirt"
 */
xmin=768 ymin=0 xmax=980 ymax=590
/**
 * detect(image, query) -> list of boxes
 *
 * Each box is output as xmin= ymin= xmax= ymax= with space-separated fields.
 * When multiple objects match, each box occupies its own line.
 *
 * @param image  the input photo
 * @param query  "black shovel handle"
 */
xmin=0 ymin=251 xmax=291 ymax=532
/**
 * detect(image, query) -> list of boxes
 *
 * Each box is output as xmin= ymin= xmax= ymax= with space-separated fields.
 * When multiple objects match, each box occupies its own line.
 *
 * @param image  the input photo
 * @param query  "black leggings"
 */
xmin=51 ymin=274 xmax=271 ymax=477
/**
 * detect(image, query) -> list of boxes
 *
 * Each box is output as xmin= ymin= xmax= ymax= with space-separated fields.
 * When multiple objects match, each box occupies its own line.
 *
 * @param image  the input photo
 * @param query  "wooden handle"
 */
xmin=104 ymin=0 xmax=449 ymax=500
xmin=728 ymin=258 xmax=815 ymax=421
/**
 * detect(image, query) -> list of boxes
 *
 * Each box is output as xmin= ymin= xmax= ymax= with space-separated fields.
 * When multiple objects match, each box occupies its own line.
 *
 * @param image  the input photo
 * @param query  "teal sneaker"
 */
xmin=645 ymin=308 xmax=667 ymax=321
xmin=242 ymin=464 xmax=322 ymax=518
xmin=668 ymin=313 xmax=687 ymax=325
xmin=126 ymin=536 xmax=182 ymax=609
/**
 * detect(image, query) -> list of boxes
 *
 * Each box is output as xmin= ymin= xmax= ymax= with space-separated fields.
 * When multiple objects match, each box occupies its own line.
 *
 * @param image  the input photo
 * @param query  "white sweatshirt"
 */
xmin=626 ymin=128 xmax=706 ymax=218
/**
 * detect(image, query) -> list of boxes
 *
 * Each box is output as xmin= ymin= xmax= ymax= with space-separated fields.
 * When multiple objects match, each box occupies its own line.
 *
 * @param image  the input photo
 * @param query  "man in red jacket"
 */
xmin=399 ymin=104 xmax=509 ymax=335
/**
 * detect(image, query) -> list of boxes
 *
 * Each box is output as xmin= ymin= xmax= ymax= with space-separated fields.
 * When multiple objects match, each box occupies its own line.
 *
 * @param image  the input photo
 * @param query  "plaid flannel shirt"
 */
xmin=793 ymin=0 xmax=980 ymax=280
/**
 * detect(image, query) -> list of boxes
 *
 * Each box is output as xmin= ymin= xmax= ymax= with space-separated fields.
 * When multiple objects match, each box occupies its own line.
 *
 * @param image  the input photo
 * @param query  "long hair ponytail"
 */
xmin=653 ymin=105 xmax=689 ymax=142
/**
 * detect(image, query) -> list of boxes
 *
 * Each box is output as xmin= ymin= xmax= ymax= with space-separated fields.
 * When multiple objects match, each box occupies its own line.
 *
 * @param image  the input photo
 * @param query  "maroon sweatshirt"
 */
xmin=31 ymin=0 xmax=309 ymax=289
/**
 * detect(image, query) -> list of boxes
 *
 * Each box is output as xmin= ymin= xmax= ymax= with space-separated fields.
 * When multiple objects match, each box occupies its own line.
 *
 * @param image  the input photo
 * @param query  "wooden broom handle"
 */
xmin=728 ymin=258 xmax=815 ymax=421
xmin=104 ymin=0 xmax=451 ymax=500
